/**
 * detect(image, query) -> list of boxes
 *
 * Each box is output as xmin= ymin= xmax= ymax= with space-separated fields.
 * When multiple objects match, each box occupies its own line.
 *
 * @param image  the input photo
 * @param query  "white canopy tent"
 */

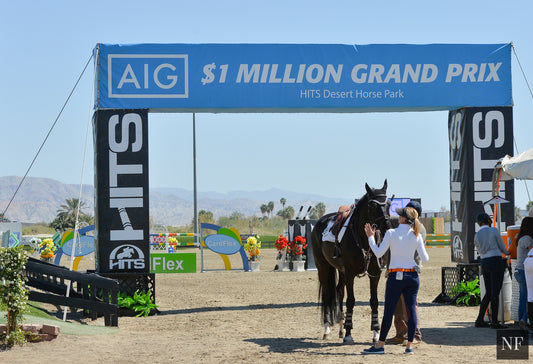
xmin=493 ymin=147 xmax=533 ymax=199
xmin=497 ymin=147 xmax=533 ymax=181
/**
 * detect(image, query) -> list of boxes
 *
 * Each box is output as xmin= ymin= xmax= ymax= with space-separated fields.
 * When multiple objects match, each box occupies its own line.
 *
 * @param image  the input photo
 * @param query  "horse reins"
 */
xmin=352 ymin=193 xmax=391 ymax=278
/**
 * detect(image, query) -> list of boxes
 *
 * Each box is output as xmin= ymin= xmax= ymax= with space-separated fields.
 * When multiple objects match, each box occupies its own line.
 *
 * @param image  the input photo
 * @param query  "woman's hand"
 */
xmin=364 ymin=223 xmax=376 ymax=238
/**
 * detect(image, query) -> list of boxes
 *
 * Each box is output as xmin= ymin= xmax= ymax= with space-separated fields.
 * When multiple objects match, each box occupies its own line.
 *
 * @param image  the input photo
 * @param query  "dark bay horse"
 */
xmin=311 ymin=180 xmax=391 ymax=344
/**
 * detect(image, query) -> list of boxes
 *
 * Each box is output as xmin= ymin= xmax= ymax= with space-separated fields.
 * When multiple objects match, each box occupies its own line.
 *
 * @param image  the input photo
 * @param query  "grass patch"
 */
xmin=0 ymin=302 xmax=119 ymax=336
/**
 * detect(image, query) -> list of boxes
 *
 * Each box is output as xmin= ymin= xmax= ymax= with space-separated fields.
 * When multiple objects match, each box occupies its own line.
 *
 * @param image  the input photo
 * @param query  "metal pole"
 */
xmin=193 ymin=113 xmax=198 ymax=246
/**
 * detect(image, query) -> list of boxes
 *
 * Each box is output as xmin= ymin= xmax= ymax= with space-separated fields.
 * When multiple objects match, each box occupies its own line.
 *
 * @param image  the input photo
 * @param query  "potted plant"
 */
xmin=244 ymin=236 xmax=261 ymax=271
xmin=38 ymin=238 xmax=57 ymax=263
xmin=451 ymin=277 xmax=481 ymax=306
xmin=274 ymin=235 xmax=289 ymax=271
xmin=288 ymin=235 xmax=307 ymax=272
xmin=168 ymin=236 xmax=178 ymax=252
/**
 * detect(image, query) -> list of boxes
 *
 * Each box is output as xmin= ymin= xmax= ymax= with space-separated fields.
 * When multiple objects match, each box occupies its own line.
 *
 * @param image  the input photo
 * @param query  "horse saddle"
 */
xmin=331 ymin=205 xmax=353 ymax=237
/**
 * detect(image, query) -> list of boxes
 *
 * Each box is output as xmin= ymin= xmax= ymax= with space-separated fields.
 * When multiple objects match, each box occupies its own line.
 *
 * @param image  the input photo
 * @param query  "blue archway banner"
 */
xmin=94 ymin=43 xmax=512 ymax=113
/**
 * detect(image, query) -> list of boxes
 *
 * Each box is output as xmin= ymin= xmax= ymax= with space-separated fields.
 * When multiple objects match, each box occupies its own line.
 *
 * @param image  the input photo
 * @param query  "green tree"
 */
xmin=260 ymin=204 xmax=268 ymax=217
xmin=313 ymin=202 xmax=327 ymax=218
xmin=277 ymin=206 xmax=295 ymax=219
xmin=197 ymin=210 xmax=214 ymax=225
xmin=229 ymin=211 xmax=245 ymax=221
xmin=280 ymin=198 xmax=286 ymax=209
xmin=526 ymin=201 xmax=533 ymax=215
xmin=515 ymin=206 xmax=522 ymax=222
xmin=267 ymin=201 xmax=275 ymax=218
xmin=49 ymin=198 xmax=92 ymax=231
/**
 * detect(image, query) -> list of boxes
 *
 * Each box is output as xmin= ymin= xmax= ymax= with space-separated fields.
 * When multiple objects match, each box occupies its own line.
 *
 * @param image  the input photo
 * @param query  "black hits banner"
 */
xmin=448 ymin=107 xmax=514 ymax=263
xmin=93 ymin=109 xmax=150 ymax=273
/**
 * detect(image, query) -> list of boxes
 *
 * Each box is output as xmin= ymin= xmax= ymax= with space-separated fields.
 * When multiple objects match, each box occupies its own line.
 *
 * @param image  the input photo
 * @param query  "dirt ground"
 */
xmin=1 ymin=246 xmax=524 ymax=363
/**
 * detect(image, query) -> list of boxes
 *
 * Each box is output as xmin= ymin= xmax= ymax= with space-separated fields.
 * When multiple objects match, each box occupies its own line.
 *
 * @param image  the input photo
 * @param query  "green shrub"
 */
xmin=118 ymin=290 xmax=158 ymax=317
xmin=0 ymin=246 xmax=29 ymax=346
xmin=451 ymin=277 xmax=481 ymax=306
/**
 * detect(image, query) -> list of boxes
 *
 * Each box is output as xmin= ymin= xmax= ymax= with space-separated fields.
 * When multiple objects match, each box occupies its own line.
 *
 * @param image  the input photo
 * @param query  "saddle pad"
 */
xmin=322 ymin=212 xmax=353 ymax=243
xmin=322 ymin=220 xmax=336 ymax=242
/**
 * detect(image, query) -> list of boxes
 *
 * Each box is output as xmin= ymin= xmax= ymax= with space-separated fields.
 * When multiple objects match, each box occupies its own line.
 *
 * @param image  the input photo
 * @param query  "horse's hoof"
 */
xmin=338 ymin=329 xmax=345 ymax=339
xmin=323 ymin=334 xmax=331 ymax=340
xmin=343 ymin=335 xmax=354 ymax=344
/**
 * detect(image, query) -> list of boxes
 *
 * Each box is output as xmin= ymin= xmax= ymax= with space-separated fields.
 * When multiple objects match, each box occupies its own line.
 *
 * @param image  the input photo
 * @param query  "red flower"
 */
xmin=288 ymin=236 xmax=307 ymax=257
xmin=275 ymin=235 xmax=289 ymax=251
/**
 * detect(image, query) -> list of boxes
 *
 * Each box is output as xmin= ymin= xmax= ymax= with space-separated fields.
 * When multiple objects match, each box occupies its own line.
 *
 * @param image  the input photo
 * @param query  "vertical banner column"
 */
xmin=448 ymin=107 xmax=514 ymax=263
xmin=93 ymin=109 xmax=150 ymax=273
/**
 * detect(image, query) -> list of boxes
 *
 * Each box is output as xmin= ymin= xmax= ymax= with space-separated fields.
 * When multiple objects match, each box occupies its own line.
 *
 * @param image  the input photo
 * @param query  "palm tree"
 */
xmin=260 ymin=204 xmax=268 ymax=217
xmin=268 ymin=201 xmax=275 ymax=218
xmin=196 ymin=210 xmax=214 ymax=225
xmin=315 ymin=202 xmax=326 ymax=217
xmin=280 ymin=198 xmax=286 ymax=209
xmin=50 ymin=198 xmax=92 ymax=231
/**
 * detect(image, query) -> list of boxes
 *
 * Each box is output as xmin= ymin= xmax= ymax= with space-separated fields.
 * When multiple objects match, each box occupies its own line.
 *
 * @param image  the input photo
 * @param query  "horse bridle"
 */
xmin=352 ymin=193 xmax=392 ymax=278
xmin=367 ymin=193 xmax=392 ymax=230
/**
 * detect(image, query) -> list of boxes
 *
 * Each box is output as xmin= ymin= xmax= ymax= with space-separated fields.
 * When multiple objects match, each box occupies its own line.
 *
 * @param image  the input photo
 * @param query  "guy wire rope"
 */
xmin=511 ymin=43 xmax=532 ymax=202
xmin=63 ymin=49 xmax=98 ymax=321
xmin=2 ymin=53 xmax=94 ymax=217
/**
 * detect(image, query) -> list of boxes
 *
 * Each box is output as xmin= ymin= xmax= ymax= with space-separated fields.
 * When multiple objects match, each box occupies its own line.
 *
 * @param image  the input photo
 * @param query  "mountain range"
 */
xmin=0 ymin=176 xmax=348 ymax=226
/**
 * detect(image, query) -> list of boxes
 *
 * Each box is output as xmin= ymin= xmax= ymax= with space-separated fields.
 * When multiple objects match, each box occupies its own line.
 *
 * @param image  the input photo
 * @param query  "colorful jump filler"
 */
xmin=53 ymin=225 xmax=95 ymax=270
xmin=200 ymin=223 xmax=249 ymax=272
xmin=149 ymin=233 xmax=197 ymax=273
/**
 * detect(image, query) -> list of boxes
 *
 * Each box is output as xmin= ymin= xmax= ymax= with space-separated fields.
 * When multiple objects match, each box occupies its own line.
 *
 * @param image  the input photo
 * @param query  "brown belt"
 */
xmin=388 ymin=268 xmax=415 ymax=273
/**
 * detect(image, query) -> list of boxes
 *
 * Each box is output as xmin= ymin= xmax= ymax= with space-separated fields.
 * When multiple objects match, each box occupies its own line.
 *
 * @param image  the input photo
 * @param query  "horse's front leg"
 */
xmin=369 ymin=273 xmax=381 ymax=344
xmin=342 ymin=276 xmax=355 ymax=343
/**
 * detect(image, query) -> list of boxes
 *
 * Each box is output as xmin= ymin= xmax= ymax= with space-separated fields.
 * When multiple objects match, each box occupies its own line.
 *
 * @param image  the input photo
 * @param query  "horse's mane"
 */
xmin=349 ymin=192 xmax=370 ymax=243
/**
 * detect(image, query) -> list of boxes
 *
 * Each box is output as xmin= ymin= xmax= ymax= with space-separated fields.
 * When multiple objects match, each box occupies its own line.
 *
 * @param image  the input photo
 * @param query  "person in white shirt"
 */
xmin=524 ymin=249 xmax=533 ymax=330
xmin=473 ymin=212 xmax=510 ymax=329
xmin=514 ymin=216 xmax=533 ymax=329
xmin=362 ymin=206 xmax=429 ymax=355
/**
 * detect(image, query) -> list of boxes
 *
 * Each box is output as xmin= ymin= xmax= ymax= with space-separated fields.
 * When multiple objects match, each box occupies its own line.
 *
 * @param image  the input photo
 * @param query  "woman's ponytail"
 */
xmin=405 ymin=207 xmax=420 ymax=236
xmin=413 ymin=218 xmax=420 ymax=237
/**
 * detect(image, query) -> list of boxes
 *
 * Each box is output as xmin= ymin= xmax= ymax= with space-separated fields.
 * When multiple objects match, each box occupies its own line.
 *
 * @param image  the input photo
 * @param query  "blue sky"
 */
xmin=2 ymin=0 xmax=533 ymax=213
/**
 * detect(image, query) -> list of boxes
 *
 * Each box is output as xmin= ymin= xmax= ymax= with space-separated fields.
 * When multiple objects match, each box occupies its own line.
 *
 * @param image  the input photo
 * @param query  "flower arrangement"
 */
xmin=244 ymin=236 xmax=261 ymax=261
xmin=288 ymin=235 xmax=307 ymax=261
xmin=38 ymin=238 xmax=57 ymax=260
xmin=168 ymin=236 xmax=178 ymax=248
xmin=275 ymin=235 xmax=289 ymax=260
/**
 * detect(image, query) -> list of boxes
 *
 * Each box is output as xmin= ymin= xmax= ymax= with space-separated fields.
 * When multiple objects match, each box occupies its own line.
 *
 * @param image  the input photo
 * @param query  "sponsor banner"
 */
xmin=204 ymin=234 xmax=241 ymax=255
xmin=389 ymin=198 xmax=421 ymax=216
xmin=93 ymin=109 xmax=150 ymax=273
xmin=150 ymin=253 xmax=196 ymax=273
xmin=94 ymin=43 xmax=511 ymax=112
xmin=449 ymin=107 xmax=514 ymax=263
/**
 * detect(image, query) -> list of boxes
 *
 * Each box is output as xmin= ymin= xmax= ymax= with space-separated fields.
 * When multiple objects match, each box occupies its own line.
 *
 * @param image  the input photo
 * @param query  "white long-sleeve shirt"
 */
xmin=368 ymin=224 xmax=429 ymax=269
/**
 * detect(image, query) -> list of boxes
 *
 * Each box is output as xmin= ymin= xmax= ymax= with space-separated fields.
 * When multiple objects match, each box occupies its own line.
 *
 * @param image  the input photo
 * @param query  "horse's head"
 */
xmin=364 ymin=179 xmax=391 ymax=236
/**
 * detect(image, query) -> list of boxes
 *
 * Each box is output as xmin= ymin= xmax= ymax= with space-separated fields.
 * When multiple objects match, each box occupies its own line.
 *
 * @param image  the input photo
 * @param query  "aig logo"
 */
xmin=109 ymin=244 xmax=145 ymax=270
xmin=108 ymin=54 xmax=188 ymax=98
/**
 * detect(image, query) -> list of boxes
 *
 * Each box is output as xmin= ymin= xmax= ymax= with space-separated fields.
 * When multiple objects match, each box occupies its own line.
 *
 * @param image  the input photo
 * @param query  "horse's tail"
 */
xmin=318 ymin=265 xmax=340 ymax=325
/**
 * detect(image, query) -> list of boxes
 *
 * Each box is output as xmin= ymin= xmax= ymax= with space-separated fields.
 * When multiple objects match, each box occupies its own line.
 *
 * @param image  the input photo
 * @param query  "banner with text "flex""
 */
xmin=94 ymin=43 xmax=512 ymax=113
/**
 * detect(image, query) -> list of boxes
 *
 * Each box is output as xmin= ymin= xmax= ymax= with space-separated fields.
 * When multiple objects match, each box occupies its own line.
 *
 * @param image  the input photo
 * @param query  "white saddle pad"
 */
xmin=322 ymin=212 xmax=353 ymax=243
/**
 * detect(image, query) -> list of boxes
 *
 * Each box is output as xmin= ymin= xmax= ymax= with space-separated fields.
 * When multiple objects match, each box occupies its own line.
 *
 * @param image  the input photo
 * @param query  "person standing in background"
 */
xmin=473 ymin=212 xmax=510 ymax=329
xmin=515 ymin=216 xmax=533 ymax=330
xmin=523 ymin=249 xmax=533 ymax=331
